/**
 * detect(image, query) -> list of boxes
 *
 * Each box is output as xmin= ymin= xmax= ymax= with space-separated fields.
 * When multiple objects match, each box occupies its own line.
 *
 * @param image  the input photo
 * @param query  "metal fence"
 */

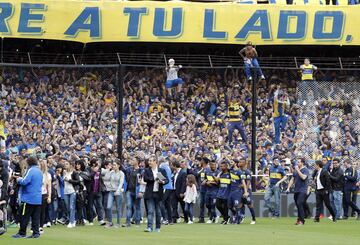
xmin=2 ymin=51 xmax=360 ymax=70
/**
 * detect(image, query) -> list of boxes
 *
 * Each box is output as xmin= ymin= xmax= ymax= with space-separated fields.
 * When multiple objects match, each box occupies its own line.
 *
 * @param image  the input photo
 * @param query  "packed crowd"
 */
xmin=0 ymin=54 xmax=359 ymax=236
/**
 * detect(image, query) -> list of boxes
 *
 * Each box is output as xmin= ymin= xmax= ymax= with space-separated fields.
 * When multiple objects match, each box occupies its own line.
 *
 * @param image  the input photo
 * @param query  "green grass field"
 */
xmin=1 ymin=218 xmax=359 ymax=245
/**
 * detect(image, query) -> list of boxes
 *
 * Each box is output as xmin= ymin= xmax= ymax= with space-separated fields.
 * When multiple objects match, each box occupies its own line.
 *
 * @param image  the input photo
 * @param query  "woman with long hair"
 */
xmin=39 ymin=159 xmax=51 ymax=233
xmin=183 ymin=174 xmax=197 ymax=224
xmin=103 ymin=160 xmax=125 ymax=228
xmin=74 ymin=160 xmax=86 ymax=226
xmin=63 ymin=161 xmax=80 ymax=228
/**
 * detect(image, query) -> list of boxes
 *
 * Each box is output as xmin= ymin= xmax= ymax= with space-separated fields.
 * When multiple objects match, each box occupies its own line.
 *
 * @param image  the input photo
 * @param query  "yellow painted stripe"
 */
xmin=207 ymin=176 xmax=215 ymax=181
xmin=220 ymin=178 xmax=231 ymax=184
xmin=230 ymin=173 xmax=240 ymax=180
xmin=270 ymin=173 xmax=283 ymax=179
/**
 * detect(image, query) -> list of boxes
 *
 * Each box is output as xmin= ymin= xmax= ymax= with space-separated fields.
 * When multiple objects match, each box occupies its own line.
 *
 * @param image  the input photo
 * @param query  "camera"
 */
xmin=13 ymin=172 xmax=21 ymax=177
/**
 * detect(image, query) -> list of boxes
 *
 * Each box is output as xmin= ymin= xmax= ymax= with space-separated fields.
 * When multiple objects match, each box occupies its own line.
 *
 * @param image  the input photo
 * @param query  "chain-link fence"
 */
xmin=297 ymin=80 xmax=360 ymax=169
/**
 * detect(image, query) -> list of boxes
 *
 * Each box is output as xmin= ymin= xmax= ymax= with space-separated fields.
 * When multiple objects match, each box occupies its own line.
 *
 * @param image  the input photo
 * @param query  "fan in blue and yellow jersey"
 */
xmin=215 ymin=161 xmax=231 ymax=224
xmin=273 ymin=88 xmax=289 ymax=144
xmin=228 ymin=159 xmax=248 ymax=224
xmin=300 ymin=58 xmax=317 ymax=81
xmin=204 ymin=161 xmax=220 ymax=223
xmin=239 ymin=159 xmax=256 ymax=224
xmin=264 ymin=158 xmax=287 ymax=218
xmin=299 ymin=58 xmax=319 ymax=106
xmin=0 ymin=118 xmax=7 ymax=141
xmin=227 ymin=95 xmax=247 ymax=145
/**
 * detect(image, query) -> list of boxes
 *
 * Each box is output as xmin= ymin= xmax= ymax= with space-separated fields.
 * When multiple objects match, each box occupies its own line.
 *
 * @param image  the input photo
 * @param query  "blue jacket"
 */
xmin=344 ymin=167 xmax=358 ymax=191
xmin=18 ymin=166 xmax=43 ymax=205
xmin=160 ymin=163 xmax=174 ymax=190
xmin=124 ymin=167 xmax=144 ymax=198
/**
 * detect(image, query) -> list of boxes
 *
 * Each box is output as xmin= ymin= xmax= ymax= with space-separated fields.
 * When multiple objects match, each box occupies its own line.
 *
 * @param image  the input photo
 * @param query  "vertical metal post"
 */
xmin=1 ymin=37 xmax=3 ymax=63
xmin=117 ymin=65 xmax=124 ymax=164
xmin=251 ymin=69 xmax=257 ymax=192
xmin=72 ymin=54 xmax=77 ymax=65
xmin=117 ymin=52 xmax=122 ymax=65
xmin=27 ymin=52 xmax=32 ymax=64
xmin=338 ymin=57 xmax=343 ymax=69
xmin=294 ymin=57 xmax=299 ymax=68
xmin=163 ymin=54 xmax=167 ymax=66
xmin=208 ymin=55 xmax=213 ymax=68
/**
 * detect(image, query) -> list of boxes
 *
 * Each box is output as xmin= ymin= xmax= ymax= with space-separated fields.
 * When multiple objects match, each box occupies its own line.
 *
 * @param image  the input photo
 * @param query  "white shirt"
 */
xmin=184 ymin=184 xmax=198 ymax=204
xmin=42 ymin=173 xmax=51 ymax=195
xmin=64 ymin=171 xmax=75 ymax=195
xmin=166 ymin=67 xmax=179 ymax=80
xmin=174 ymin=168 xmax=181 ymax=190
xmin=152 ymin=167 xmax=159 ymax=192
xmin=316 ymin=170 xmax=324 ymax=190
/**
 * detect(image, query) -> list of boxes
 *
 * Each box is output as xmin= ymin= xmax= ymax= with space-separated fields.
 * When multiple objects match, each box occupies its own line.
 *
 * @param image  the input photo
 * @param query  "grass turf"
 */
xmin=1 ymin=217 xmax=359 ymax=245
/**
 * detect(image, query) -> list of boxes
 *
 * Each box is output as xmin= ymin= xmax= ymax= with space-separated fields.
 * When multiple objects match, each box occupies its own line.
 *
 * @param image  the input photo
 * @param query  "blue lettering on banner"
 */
xmin=313 ymin=11 xmax=344 ymax=40
xmin=153 ymin=8 xmax=183 ymax=37
xmin=277 ymin=11 xmax=306 ymax=39
xmin=18 ymin=3 xmax=46 ymax=34
xmin=235 ymin=10 xmax=271 ymax=40
xmin=124 ymin=7 xmax=148 ymax=38
xmin=0 ymin=3 xmax=13 ymax=33
xmin=65 ymin=7 xmax=101 ymax=38
xmin=203 ymin=9 xmax=227 ymax=39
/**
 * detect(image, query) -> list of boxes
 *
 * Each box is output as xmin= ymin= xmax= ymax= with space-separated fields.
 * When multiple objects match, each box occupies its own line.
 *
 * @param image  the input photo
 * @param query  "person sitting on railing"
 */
xmin=239 ymin=41 xmax=265 ymax=82
xmin=165 ymin=59 xmax=183 ymax=100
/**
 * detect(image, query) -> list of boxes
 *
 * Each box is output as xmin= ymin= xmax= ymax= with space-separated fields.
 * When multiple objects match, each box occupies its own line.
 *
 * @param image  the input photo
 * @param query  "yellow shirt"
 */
xmin=0 ymin=122 xmax=7 ymax=140
xmin=79 ymin=86 xmax=87 ymax=95
xmin=16 ymin=97 xmax=26 ymax=108
xmin=273 ymin=99 xmax=286 ymax=118
xmin=301 ymin=64 xmax=315 ymax=81
xmin=227 ymin=102 xmax=242 ymax=122
xmin=104 ymin=97 xmax=113 ymax=105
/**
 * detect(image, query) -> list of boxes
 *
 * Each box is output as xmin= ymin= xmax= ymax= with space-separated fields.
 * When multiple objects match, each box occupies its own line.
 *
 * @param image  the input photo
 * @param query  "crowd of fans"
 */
xmin=0 ymin=63 xmax=359 ymax=233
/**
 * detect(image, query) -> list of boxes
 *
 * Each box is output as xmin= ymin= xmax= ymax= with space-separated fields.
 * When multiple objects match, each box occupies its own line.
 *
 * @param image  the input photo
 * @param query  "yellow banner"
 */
xmin=0 ymin=0 xmax=359 ymax=45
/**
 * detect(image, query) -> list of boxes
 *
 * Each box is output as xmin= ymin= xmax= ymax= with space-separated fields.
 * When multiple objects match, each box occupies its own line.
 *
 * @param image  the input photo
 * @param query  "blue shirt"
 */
xmin=216 ymin=172 xmax=231 ymax=199
xmin=293 ymin=167 xmax=309 ymax=193
xmin=204 ymin=169 xmax=220 ymax=194
xmin=160 ymin=163 xmax=174 ymax=190
xmin=194 ymin=167 xmax=208 ymax=193
xmin=344 ymin=167 xmax=358 ymax=191
xmin=269 ymin=165 xmax=286 ymax=187
xmin=18 ymin=166 xmax=43 ymax=205
xmin=240 ymin=169 xmax=252 ymax=192
xmin=230 ymin=168 xmax=243 ymax=192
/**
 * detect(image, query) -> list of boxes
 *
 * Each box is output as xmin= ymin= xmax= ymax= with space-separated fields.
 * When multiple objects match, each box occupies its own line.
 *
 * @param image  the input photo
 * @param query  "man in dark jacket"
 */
xmin=82 ymin=158 xmax=105 ymax=225
xmin=313 ymin=160 xmax=336 ymax=222
xmin=172 ymin=160 xmax=188 ymax=223
xmin=0 ymin=161 xmax=8 ymax=235
xmin=329 ymin=158 xmax=344 ymax=220
xmin=143 ymin=156 xmax=169 ymax=233
xmin=193 ymin=157 xmax=209 ymax=223
xmin=123 ymin=156 xmax=143 ymax=227
xmin=343 ymin=159 xmax=360 ymax=220
xmin=0 ymin=154 xmax=9 ymax=203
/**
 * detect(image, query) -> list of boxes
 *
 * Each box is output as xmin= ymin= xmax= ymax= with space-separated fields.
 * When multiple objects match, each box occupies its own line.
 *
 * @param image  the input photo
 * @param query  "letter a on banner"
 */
xmin=235 ymin=10 xmax=271 ymax=40
xmin=65 ymin=7 xmax=100 ymax=38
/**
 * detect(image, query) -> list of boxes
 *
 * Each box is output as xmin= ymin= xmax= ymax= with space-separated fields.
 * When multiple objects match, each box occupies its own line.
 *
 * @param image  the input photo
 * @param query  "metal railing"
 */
xmin=1 ymin=51 xmax=360 ymax=70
